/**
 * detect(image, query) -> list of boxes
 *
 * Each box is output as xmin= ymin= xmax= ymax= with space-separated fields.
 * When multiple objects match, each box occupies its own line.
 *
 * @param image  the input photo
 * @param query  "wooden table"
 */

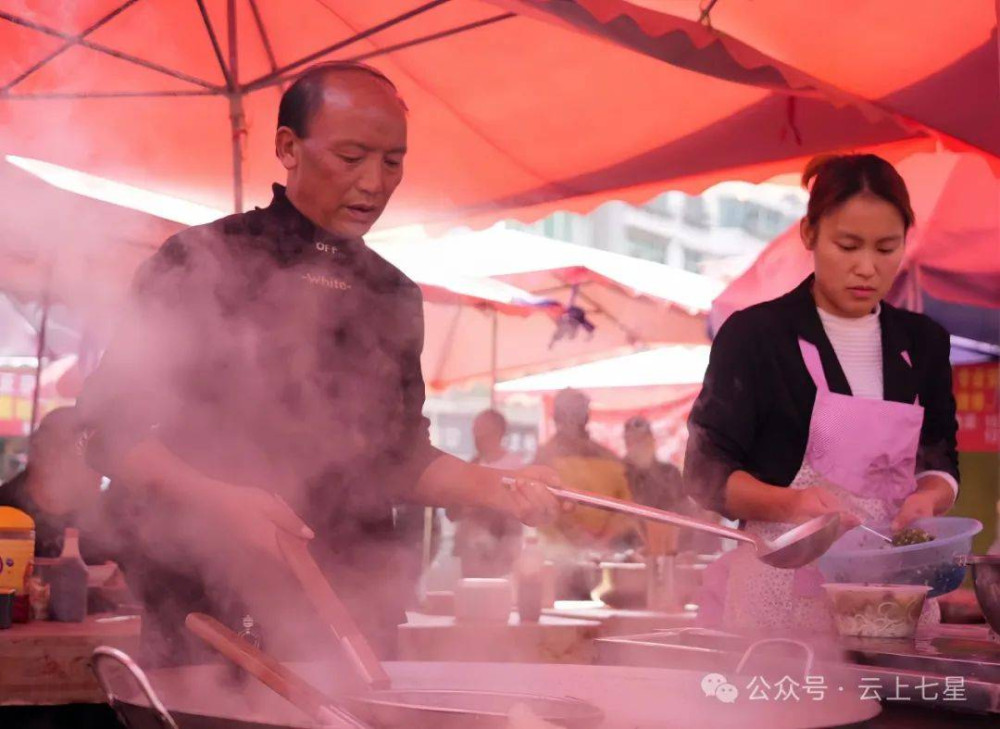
xmin=0 ymin=614 xmax=141 ymax=706
xmin=399 ymin=612 xmax=601 ymax=664
xmin=543 ymin=600 xmax=699 ymax=636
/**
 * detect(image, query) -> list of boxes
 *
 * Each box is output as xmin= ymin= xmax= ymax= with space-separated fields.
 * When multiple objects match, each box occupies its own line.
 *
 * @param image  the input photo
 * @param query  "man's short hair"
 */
xmin=624 ymin=415 xmax=652 ymax=436
xmin=475 ymin=409 xmax=508 ymax=434
xmin=277 ymin=61 xmax=406 ymax=138
xmin=553 ymin=388 xmax=590 ymax=426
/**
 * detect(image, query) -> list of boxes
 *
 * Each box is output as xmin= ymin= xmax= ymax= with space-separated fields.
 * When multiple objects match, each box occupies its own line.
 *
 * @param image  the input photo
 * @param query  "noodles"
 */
xmin=823 ymin=585 xmax=929 ymax=638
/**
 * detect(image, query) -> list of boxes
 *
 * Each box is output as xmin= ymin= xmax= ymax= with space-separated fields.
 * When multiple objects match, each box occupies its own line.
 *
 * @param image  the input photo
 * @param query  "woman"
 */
xmin=685 ymin=154 xmax=959 ymax=633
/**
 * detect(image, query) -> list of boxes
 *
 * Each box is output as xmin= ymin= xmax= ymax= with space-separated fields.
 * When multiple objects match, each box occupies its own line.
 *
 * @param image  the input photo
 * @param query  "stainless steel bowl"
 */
xmin=962 ymin=554 xmax=1000 ymax=635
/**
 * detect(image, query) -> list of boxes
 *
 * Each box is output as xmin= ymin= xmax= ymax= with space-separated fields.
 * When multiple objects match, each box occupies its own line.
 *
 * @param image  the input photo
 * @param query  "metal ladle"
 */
xmin=510 ymin=480 xmax=842 ymax=569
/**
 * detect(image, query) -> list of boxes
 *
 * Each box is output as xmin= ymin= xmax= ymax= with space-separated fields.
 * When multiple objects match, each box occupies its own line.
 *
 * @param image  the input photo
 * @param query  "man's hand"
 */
xmin=891 ymin=477 xmax=954 ymax=532
xmin=786 ymin=487 xmax=861 ymax=530
xmin=197 ymin=483 xmax=314 ymax=564
xmin=489 ymin=465 xmax=565 ymax=527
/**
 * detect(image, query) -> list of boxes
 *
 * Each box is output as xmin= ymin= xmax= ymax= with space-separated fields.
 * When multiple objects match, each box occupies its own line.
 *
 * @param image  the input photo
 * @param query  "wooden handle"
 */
xmin=275 ymin=531 xmax=392 ymax=690
xmin=185 ymin=613 xmax=335 ymax=724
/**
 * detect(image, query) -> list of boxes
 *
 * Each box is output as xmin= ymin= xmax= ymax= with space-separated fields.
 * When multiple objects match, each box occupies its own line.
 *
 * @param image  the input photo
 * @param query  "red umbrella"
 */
xmin=1 ymin=0 xmax=992 ymax=230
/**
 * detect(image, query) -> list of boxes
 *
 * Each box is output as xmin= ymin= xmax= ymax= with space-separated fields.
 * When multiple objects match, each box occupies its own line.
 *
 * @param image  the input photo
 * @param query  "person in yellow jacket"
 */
xmin=535 ymin=389 xmax=637 ymax=551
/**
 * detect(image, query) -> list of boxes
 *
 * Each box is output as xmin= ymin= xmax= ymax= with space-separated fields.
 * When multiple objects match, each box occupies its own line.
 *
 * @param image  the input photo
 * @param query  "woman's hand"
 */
xmin=786 ymin=487 xmax=861 ymax=529
xmin=891 ymin=477 xmax=955 ymax=532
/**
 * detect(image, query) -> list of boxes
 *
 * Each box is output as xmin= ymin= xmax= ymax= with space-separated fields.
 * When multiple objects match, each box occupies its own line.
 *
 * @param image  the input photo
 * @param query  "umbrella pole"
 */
xmin=490 ymin=308 xmax=498 ymax=407
xmin=29 ymin=293 xmax=51 ymax=438
xmin=228 ymin=0 xmax=245 ymax=214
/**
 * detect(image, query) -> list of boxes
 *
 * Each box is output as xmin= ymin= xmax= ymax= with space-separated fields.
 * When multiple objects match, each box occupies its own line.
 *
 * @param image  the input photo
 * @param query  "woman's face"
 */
xmin=802 ymin=192 xmax=907 ymax=318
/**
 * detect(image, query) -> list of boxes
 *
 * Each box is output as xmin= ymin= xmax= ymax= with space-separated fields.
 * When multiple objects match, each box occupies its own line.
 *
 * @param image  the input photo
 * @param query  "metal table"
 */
xmin=595 ymin=624 xmax=1000 ymax=718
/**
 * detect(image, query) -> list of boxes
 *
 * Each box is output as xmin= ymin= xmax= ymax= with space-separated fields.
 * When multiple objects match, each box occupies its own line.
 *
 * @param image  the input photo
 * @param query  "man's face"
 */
xmin=473 ymin=416 xmax=504 ymax=454
xmin=624 ymin=427 xmax=655 ymax=462
xmin=278 ymin=72 xmax=407 ymax=237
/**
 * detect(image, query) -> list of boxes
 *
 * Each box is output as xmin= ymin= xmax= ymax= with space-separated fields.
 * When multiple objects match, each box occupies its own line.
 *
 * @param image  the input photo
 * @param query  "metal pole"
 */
xmin=227 ymin=0 xmax=244 ymax=213
xmin=490 ymin=309 xmax=498 ymax=408
xmin=29 ymin=293 xmax=51 ymax=438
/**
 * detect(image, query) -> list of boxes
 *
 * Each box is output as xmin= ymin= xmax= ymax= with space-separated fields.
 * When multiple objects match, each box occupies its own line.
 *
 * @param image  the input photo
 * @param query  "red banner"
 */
xmin=954 ymin=362 xmax=999 ymax=453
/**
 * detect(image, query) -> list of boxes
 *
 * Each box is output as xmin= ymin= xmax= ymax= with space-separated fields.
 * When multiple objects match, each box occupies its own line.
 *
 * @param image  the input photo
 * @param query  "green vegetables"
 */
xmin=890 ymin=527 xmax=936 ymax=547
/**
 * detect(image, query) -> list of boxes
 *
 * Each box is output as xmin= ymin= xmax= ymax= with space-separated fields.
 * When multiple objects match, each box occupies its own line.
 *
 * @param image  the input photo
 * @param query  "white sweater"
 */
xmin=817 ymin=305 xmax=958 ymax=499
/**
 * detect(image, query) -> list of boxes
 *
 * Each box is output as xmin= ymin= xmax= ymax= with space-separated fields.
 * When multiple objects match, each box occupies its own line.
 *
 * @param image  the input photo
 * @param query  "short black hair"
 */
xmin=277 ymin=61 xmax=406 ymax=138
xmin=475 ymin=409 xmax=508 ymax=433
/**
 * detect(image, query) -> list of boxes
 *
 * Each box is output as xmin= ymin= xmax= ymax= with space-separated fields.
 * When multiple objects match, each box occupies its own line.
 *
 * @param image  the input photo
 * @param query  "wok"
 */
xmin=183 ymin=612 xmax=601 ymax=728
xmin=93 ymin=654 xmax=881 ymax=729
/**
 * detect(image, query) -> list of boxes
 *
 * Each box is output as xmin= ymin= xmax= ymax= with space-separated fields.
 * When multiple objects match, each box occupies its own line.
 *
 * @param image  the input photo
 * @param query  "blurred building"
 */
xmin=504 ymin=182 xmax=806 ymax=282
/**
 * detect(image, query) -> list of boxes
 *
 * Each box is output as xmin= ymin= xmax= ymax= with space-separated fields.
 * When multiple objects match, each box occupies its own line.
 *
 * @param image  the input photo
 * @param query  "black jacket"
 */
xmin=77 ymin=185 xmax=442 ymax=663
xmin=685 ymin=277 xmax=959 ymax=518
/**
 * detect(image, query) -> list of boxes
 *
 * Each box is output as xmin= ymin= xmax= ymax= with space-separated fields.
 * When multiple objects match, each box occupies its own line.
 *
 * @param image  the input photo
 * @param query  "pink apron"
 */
xmin=704 ymin=339 xmax=926 ymax=634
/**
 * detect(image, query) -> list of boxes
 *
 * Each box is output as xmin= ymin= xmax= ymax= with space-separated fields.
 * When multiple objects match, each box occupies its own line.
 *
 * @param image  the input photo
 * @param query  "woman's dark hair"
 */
xmin=277 ymin=61 xmax=406 ymax=138
xmin=802 ymin=154 xmax=915 ymax=234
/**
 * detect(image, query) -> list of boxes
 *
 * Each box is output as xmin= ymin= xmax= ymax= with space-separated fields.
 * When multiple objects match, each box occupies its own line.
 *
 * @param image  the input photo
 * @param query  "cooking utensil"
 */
xmin=92 ymin=646 xmax=181 ymax=729
xmin=186 ymin=613 xmax=372 ymax=728
xmin=521 ymin=481 xmax=841 ymax=568
xmin=107 ymin=659 xmax=884 ymax=729
xmin=959 ymin=554 xmax=1000 ymax=635
xmin=275 ymin=531 xmax=391 ymax=690
xmin=272 ymin=531 xmax=605 ymax=728
xmin=92 ymin=645 xmax=321 ymax=729
xmin=857 ymin=524 xmax=893 ymax=544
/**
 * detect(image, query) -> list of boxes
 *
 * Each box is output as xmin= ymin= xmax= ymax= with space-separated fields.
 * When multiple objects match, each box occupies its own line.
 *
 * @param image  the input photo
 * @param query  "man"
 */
xmin=624 ymin=415 xmax=721 ymax=555
xmin=535 ymin=389 xmax=635 ymax=551
xmin=451 ymin=410 xmax=525 ymax=577
xmin=623 ymin=416 xmax=684 ymax=513
xmin=0 ymin=407 xmax=107 ymax=560
xmin=77 ymin=62 xmax=559 ymax=665
xmin=471 ymin=410 xmax=526 ymax=470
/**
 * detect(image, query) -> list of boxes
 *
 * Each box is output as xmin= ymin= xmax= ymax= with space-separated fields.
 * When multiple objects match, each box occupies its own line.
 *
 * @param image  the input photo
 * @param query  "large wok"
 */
xmin=93 ymin=652 xmax=881 ymax=729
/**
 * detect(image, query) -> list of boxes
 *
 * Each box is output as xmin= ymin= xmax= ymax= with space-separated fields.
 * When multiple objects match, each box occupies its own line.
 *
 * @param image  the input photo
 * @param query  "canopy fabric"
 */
xmin=710 ymin=152 xmax=1000 ymax=343
xmin=373 ymin=227 xmax=723 ymax=312
xmin=496 ymin=345 xmax=709 ymax=393
xmin=2 ymin=1 xmax=994 ymax=231
xmin=0 ymin=158 xmax=183 ymax=322
xmin=517 ymin=1 xmax=999 ymax=159
xmin=374 ymin=228 xmax=719 ymax=389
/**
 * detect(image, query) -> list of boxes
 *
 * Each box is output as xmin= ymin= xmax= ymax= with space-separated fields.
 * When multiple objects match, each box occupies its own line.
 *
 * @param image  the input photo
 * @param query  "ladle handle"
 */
xmin=275 ymin=531 xmax=392 ymax=690
xmin=544 ymin=484 xmax=758 ymax=548
xmin=185 ymin=613 xmax=370 ymax=729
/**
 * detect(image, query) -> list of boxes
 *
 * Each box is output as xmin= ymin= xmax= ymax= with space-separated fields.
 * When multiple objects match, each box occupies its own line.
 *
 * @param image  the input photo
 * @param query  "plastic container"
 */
xmin=823 ymin=583 xmax=931 ymax=638
xmin=0 ymin=506 xmax=35 ymax=624
xmin=817 ymin=517 xmax=982 ymax=597
xmin=454 ymin=578 xmax=513 ymax=623
xmin=0 ymin=506 xmax=35 ymax=597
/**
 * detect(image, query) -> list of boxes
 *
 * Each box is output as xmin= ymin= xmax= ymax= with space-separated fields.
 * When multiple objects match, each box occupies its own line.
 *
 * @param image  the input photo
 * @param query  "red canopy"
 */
xmin=1 ymin=1 xmax=994 ymax=229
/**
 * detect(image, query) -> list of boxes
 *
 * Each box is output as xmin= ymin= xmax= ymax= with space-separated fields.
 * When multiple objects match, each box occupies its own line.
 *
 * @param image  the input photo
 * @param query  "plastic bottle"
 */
xmin=516 ymin=530 xmax=545 ymax=623
xmin=49 ymin=528 xmax=88 ymax=622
